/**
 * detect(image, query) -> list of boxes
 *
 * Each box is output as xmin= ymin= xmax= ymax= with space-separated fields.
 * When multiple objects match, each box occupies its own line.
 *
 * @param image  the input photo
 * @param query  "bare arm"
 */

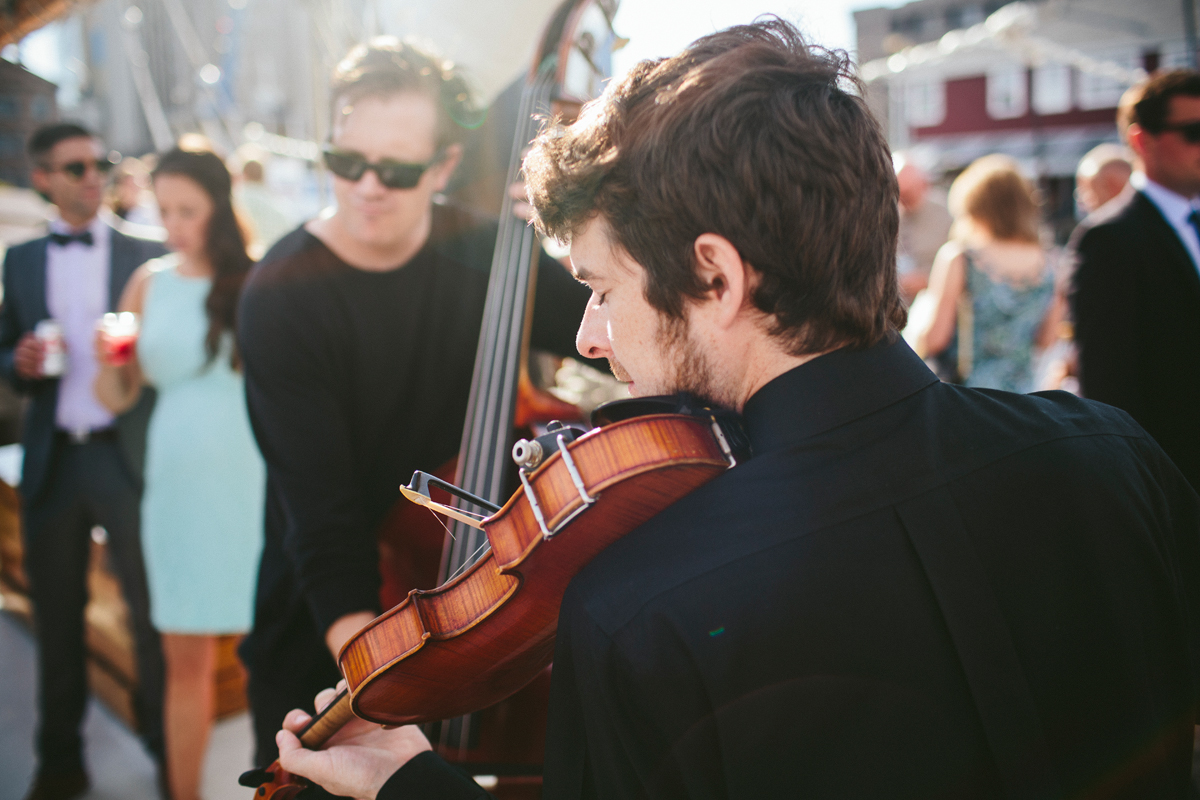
xmin=1036 ymin=291 xmax=1066 ymax=351
xmin=326 ymin=611 xmax=378 ymax=659
xmin=914 ymin=243 xmax=966 ymax=358
xmin=93 ymin=265 xmax=151 ymax=414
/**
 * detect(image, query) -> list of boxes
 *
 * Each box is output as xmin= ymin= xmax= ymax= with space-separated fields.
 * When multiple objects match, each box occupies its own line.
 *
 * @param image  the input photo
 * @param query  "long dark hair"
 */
xmin=153 ymin=147 xmax=253 ymax=368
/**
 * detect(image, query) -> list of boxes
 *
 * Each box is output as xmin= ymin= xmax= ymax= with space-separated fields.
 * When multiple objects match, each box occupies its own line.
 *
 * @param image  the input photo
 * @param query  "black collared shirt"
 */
xmin=385 ymin=337 xmax=1200 ymax=799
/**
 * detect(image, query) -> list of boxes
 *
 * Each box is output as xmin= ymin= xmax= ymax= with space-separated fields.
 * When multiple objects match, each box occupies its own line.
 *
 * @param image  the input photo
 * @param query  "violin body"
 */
xmin=339 ymin=413 xmax=731 ymax=725
xmin=374 ymin=376 xmax=578 ymax=786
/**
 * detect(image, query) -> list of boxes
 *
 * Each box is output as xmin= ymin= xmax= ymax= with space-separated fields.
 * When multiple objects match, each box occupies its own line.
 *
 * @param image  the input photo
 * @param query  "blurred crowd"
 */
xmin=901 ymin=66 xmax=1200 ymax=498
xmin=900 ymin=87 xmax=1134 ymax=397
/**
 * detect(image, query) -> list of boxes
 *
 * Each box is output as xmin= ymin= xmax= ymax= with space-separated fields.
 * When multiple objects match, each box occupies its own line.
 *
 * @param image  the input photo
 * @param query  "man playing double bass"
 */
xmin=272 ymin=20 xmax=1200 ymax=799
xmin=236 ymin=37 xmax=590 ymax=778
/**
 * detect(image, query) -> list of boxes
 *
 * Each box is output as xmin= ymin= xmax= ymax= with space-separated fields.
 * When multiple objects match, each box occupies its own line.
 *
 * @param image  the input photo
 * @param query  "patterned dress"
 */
xmin=138 ymin=255 xmax=264 ymax=633
xmin=962 ymin=251 xmax=1054 ymax=394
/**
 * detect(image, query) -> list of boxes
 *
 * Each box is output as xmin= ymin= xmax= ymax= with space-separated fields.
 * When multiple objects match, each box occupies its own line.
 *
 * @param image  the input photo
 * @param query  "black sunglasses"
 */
xmin=322 ymin=147 xmax=444 ymax=189
xmin=1159 ymin=121 xmax=1200 ymax=144
xmin=53 ymin=159 xmax=114 ymax=180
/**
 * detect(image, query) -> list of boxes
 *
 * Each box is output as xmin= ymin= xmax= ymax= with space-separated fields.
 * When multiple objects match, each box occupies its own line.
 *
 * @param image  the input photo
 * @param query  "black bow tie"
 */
xmin=49 ymin=230 xmax=94 ymax=247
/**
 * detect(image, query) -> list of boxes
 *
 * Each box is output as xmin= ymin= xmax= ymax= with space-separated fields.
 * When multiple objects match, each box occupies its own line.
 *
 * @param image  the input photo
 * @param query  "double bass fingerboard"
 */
xmin=445 ymin=60 xmax=557 ymax=581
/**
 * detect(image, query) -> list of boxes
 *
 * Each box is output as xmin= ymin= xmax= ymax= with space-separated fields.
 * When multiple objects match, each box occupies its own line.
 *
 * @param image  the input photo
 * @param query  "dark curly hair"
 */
xmin=153 ymin=147 xmax=254 ymax=369
xmin=523 ymin=18 xmax=904 ymax=355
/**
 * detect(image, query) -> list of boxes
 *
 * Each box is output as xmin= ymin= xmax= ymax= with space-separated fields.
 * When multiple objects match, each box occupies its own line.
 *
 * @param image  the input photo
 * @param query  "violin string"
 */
xmin=426 ymin=507 xmax=456 ymax=542
xmin=446 ymin=539 xmax=492 ymax=582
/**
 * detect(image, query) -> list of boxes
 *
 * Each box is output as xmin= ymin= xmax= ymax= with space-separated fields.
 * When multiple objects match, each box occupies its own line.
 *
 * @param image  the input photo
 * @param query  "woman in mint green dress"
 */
xmin=95 ymin=148 xmax=263 ymax=800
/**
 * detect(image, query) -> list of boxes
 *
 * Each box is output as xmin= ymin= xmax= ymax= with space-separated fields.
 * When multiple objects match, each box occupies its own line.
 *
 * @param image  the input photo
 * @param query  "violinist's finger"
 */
xmin=276 ymin=728 xmax=330 ymax=787
xmin=282 ymin=708 xmax=312 ymax=732
xmin=276 ymin=726 xmax=302 ymax=756
xmin=313 ymin=686 xmax=339 ymax=713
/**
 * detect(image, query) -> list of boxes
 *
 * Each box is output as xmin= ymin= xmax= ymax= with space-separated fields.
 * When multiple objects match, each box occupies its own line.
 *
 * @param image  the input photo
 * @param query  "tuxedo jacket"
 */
xmin=0 ymin=222 xmax=165 ymax=503
xmin=1069 ymin=190 xmax=1200 ymax=490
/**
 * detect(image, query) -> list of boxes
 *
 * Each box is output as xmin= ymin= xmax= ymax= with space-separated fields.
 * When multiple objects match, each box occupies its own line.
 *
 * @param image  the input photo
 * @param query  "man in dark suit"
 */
xmin=268 ymin=22 xmax=1200 ymax=800
xmin=1070 ymin=70 xmax=1200 ymax=491
xmin=1 ymin=123 xmax=166 ymax=800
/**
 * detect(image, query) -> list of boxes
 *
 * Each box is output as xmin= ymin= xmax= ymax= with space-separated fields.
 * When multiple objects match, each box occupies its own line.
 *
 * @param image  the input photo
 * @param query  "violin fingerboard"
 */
xmin=298 ymin=689 xmax=356 ymax=750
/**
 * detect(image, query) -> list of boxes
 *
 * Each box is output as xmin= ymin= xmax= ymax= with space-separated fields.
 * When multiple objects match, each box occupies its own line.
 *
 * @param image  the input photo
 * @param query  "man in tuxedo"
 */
xmin=269 ymin=22 xmax=1200 ymax=800
xmin=1 ymin=123 xmax=166 ymax=800
xmin=1070 ymin=70 xmax=1200 ymax=491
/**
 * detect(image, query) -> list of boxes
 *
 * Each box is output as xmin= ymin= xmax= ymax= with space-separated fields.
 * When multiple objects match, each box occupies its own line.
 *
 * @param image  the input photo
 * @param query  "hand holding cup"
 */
xmin=95 ymin=312 xmax=140 ymax=368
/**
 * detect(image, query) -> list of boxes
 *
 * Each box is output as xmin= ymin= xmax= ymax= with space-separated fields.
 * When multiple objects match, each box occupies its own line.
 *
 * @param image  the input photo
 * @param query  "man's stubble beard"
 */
xmin=609 ymin=310 xmax=731 ymax=408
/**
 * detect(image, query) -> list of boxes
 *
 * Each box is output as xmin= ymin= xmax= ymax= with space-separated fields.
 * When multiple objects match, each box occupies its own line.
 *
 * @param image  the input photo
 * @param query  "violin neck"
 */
xmin=297 ymin=687 xmax=355 ymax=750
xmin=442 ymin=61 xmax=558 ymax=583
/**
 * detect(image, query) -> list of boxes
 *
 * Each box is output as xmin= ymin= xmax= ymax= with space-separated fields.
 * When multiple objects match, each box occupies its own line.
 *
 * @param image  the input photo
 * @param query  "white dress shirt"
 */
xmin=1132 ymin=171 xmax=1200 ymax=275
xmin=46 ymin=214 xmax=116 ymax=435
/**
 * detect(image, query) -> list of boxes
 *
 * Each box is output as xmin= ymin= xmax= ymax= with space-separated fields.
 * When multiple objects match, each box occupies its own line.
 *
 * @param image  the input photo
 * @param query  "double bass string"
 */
xmin=450 ymin=78 xmax=532 ymax=573
xmin=452 ymin=63 xmax=557 ymax=577
xmin=439 ymin=61 xmax=558 ymax=755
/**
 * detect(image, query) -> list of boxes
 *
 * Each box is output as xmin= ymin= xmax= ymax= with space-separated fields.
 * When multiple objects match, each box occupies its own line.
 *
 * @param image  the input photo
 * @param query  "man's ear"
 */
xmin=430 ymin=143 xmax=463 ymax=191
xmin=693 ymin=233 xmax=751 ymax=330
xmin=1126 ymin=124 xmax=1148 ymax=161
xmin=30 ymin=168 xmax=51 ymax=199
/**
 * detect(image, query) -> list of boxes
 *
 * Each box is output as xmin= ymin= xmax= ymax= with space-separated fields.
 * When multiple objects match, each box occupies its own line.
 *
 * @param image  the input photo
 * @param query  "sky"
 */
xmin=609 ymin=0 xmax=907 ymax=77
xmin=8 ymin=0 xmax=914 ymax=108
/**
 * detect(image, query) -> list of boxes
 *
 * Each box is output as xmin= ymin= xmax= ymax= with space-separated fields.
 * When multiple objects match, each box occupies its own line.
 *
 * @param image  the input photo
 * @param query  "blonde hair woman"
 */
xmin=914 ymin=154 xmax=1058 ymax=392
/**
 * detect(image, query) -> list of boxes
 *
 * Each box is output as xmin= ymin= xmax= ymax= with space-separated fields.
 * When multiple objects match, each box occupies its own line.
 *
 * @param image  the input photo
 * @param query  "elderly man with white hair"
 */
xmin=1075 ymin=143 xmax=1133 ymax=215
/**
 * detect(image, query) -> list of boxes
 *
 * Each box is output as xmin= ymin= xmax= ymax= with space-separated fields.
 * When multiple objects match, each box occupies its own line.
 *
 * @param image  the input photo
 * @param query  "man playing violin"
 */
xmin=272 ymin=20 xmax=1200 ymax=799
xmin=235 ymin=38 xmax=590 ymax=781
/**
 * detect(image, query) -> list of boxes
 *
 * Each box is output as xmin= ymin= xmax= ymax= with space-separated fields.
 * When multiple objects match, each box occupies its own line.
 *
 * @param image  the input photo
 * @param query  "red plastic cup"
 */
xmin=98 ymin=312 xmax=140 ymax=367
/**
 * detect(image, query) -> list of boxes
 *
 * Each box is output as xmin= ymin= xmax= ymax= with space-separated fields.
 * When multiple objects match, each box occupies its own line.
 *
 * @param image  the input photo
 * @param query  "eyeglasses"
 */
xmin=1159 ymin=120 xmax=1200 ymax=144
xmin=321 ymin=147 xmax=444 ymax=189
xmin=52 ymin=159 xmax=115 ymax=180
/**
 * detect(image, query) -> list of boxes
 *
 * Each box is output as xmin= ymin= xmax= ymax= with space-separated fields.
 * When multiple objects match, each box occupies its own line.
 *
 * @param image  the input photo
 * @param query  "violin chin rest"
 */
xmin=237 ymin=767 xmax=274 ymax=787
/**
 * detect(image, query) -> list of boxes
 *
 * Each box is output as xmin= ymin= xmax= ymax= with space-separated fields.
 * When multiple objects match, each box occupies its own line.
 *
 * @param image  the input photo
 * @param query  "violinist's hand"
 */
xmin=277 ymin=682 xmax=432 ymax=800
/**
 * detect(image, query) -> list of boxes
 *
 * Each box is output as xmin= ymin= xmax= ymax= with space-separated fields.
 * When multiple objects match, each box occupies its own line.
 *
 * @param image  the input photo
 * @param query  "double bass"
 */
xmin=368 ymin=0 xmax=626 ymax=786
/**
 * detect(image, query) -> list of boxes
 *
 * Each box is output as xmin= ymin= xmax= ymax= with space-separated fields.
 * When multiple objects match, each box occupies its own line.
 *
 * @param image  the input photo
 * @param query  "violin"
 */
xmin=241 ymin=397 xmax=749 ymax=798
xmin=248 ymin=1 xmax=628 ymax=794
